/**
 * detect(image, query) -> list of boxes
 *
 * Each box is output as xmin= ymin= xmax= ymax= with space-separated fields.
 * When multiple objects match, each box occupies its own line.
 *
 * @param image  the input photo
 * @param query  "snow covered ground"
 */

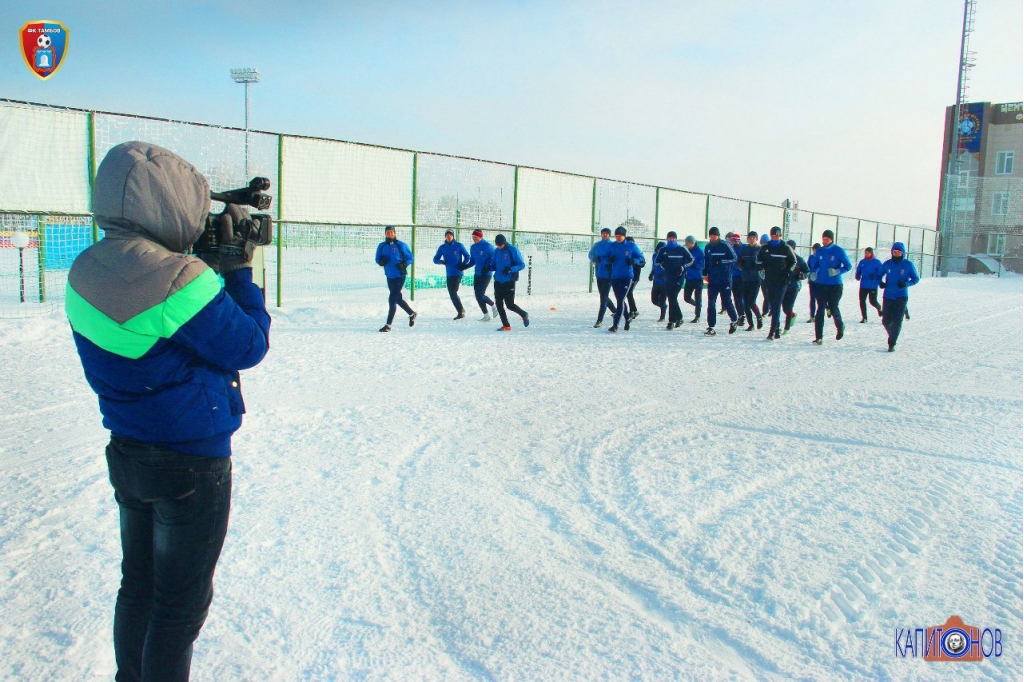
xmin=1 ymin=274 xmax=1021 ymax=680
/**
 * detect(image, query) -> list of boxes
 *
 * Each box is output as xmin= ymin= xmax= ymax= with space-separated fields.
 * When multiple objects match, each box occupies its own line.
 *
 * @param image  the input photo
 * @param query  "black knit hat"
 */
xmin=747 ymin=230 xmax=758 ymax=238
xmin=614 ymin=225 xmax=627 ymax=236
xmin=600 ymin=227 xmax=611 ymax=235
xmin=708 ymin=226 xmax=720 ymax=237
xmin=822 ymin=229 xmax=835 ymax=240
xmin=494 ymin=234 xmax=507 ymax=246
xmin=384 ymin=225 xmax=396 ymax=233
xmin=444 ymin=229 xmax=454 ymax=238
xmin=786 ymin=239 xmax=797 ymax=248
xmin=770 ymin=225 xmax=782 ymax=236
xmin=666 ymin=231 xmax=678 ymax=239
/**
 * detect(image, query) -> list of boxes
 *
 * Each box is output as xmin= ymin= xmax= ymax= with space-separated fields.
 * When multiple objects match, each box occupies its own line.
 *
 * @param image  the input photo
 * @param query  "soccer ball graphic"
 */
xmin=37 ymin=35 xmax=51 ymax=49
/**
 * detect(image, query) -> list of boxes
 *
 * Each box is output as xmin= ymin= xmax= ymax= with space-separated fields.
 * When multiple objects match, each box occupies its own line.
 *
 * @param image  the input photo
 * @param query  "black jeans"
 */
xmin=808 ymin=282 xmax=817 ymax=317
xmin=105 ymin=437 xmax=232 ymax=682
xmin=650 ymin=283 xmax=667 ymax=317
xmin=741 ymin=279 xmax=762 ymax=322
xmin=446 ymin=275 xmax=465 ymax=313
xmin=859 ymin=287 xmax=882 ymax=319
xmin=882 ymin=296 xmax=909 ymax=347
xmin=495 ymin=280 xmax=526 ymax=326
xmin=387 ymin=277 xmax=414 ymax=324
xmin=706 ymin=282 xmax=737 ymax=328
xmin=814 ymin=283 xmax=844 ymax=339
xmin=683 ymin=279 xmax=703 ymax=317
xmin=611 ymin=277 xmax=631 ymax=327
xmin=473 ymin=274 xmax=495 ymax=314
xmin=595 ymin=277 xmax=615 ymax=322
xmin=764 ymin=281 xmax=787 ymax=334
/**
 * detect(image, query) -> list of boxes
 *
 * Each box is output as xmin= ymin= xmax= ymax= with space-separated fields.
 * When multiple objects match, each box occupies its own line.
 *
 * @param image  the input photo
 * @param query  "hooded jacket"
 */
xmin=375 ymin=239 xmax=414 ymax=279
xmin=655 ymin=240 xmax=694 ymax=285
xmin=604 ymin=239 xmax=646 ymax=280
xmin=433 ymin=239 xmax=472 ymax=277
xmin=588 ymin=237 xmax=614 ymax=278
xmin=880 ymin=242 xmax=920 ymax=300
xmin=487 ymin=244 xmax=526 ymax=284
xmin=703 ymin=239 xmax=737 ymax=286
xmin=65 ymin=141 xmax=270 ymax=457
xmin=808 ymin=243 xmax=852 ymax=286
xmin=685 ymin=245 xmax=705 ymax=281
xmin=855 ymin=255 xmax=884 ymax=289
xmin=468 ymin=239 xmax=496 ymax=277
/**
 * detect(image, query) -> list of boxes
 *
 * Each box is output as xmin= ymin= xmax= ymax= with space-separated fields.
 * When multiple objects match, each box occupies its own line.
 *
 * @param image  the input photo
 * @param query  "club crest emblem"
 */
xmin=20 ymin=21 xmax=69 ymax=80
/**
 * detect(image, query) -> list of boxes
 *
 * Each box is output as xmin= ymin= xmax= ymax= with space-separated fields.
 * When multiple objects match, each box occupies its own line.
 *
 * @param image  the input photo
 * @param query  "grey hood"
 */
xmin=92 ymin=141 xmax=211 ymax=253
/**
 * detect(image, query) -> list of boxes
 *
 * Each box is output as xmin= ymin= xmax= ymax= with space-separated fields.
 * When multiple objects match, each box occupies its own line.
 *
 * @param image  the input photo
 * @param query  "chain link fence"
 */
xmin=1 ymin=98 xmax=940 ymax=318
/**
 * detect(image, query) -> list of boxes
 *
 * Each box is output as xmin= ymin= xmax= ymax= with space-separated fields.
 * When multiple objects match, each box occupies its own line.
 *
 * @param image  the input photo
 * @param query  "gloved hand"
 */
xmin=648 ymin=273 xmax=654 ymax=282
xmin=879 ymin=281 xmax=886 ymax=289
xmin=502 ymin=267 xmax=512 ymax=275
xmin=458 ymin=263 xmax=472 ymax=271
xmin=607 ymin=256 xmax=617 ymax=263
xmin=397 ymin=262 xmax=408 ymax=276
xmin=701 ymin=269 xmax=708 ymax=277
xmin=855 ymin=274 xmax=861 ymax=281
xmin=828 ymin=268 xmax=839 ymax=277
xmin=897 ymin=281 xmax=906 ymax=288
xmin=378 ymin=256 xmax=389 ymax=266
xmin=809 ymin=272 xmax=818 ymax=282
xmin=218 ymin=204 xmax=258 ymax=274
xmin=626 ymin=257 xmax=634 ymax=266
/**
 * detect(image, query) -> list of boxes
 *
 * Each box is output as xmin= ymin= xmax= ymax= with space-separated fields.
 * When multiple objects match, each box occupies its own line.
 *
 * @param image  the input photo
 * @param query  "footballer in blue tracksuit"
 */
xmin=433 ymin=229 xmax=472 ymax=319
xmin=375 ymin=226 xmax=417 ymax=331
xmin=782 ymin=240 xmax=809 ymax=332
xmin=854 ymin=247 xmax=884 ymax=322
xmin=605 ymin=226 xmax=646 ymax=331
xmin=702 ymin=227 xmax=739 ymax=335
xmin=736 ymin=230 xmax=764 ymax=330
xmin=655 ymin=232 xmax=694 ymax=329
xmin=487 ymin=234 xmax=529 ymax=330
xmin=879 ymin=241 xmax=919 ymax=351
xmin=588 ymin=228 xmax=616 ymax=326
xmin=808 ymin=229 xmax=852 ymax=344
xmin=806 ymin=243 xmax=821 ymax=321
xmin=683 ymin=236 xmax=705 ymax=323
xmin=649 ymin=241 xmax=668 ymax=321
xmin=729 ymin=233 xmax=746 ymax=324
xmin=466 ymin=229 xmax=497 ymax=319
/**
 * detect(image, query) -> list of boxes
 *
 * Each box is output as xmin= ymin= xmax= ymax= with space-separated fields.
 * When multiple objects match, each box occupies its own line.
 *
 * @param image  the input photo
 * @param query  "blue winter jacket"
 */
xmin=736 ymin=243 xmax=763 ymax=283
xmin=376 ymin=239 xmax=414 ymax=279
xmin=433 ymin=240 xmax=472 ymax=277
xmin=703 ymin=239 xmax=737 ymax=286
xmin=685 ymin=245 xmax=705 ymax=281
xmin=488 ymin=245 xmax=526 ymax=284
xmin=655 ymin=241 xmax=694 ymax=286
xmin=880 ymin=243 xmax=919 ymax=300
xmin=651 ymin=243 xmax=668 ymax=285
xmin=808 ymin=243 xmax=851 ymax=286
xmin=855 ymin=256 xmax=884 ymax=289
xmin=604 ymin=239 xmax=646 ymax=280
xmin=589 ymin=238 xmax=614 ymax=279
xmin=468 ymin=239 xmax=496 ymax=277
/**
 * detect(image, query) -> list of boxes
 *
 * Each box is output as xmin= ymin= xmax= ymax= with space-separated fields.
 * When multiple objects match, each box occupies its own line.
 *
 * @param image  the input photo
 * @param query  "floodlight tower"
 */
xmin=230 ymin=67 xmax=260 ymax=179
xmin=939 ymin=0 xmax=978 ymax=276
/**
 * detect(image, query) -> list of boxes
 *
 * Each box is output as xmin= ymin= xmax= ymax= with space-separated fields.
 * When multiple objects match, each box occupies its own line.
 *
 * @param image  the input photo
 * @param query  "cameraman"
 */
xmin=65 ymin=141 xmax=270 ymax=682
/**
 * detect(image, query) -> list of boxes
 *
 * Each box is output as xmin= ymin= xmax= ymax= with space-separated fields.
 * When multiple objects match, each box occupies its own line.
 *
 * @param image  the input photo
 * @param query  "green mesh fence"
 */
xmin=0 ymin=98 xmax=940 ymax=318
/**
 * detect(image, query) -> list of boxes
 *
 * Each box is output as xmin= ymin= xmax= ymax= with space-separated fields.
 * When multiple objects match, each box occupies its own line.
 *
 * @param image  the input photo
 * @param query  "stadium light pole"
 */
xmin=230 ymin=67 xmax=260 ymax=179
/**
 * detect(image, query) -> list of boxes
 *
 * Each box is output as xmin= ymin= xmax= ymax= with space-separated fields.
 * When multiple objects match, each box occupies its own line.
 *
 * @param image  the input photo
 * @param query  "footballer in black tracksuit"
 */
xmin=756 ymin=237 xmax=796 ymax=339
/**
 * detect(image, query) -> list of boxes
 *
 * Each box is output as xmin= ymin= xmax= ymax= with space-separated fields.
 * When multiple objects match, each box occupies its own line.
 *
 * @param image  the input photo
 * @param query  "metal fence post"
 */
xmin=88 ymin=111 xmax=98 ymax=245
xmin=276 ymin=135 xmax=284 ymax=308
xmin=704 ymin=195 xmax=711 ymax=238
xmin=37 ymin=218 xmax=46 ymax=302
xmin=410 ymin=152 xmax=418 ymax=301
xmin=511 ymin=165 xmax=519 ymax=247
xmin=589 ymin=178 xmax=597 ymax=293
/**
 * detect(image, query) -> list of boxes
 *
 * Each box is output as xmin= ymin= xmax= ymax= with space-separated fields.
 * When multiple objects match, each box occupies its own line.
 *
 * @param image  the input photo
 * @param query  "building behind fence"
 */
xmin=1 ymin=98 xmax=940 ymax=318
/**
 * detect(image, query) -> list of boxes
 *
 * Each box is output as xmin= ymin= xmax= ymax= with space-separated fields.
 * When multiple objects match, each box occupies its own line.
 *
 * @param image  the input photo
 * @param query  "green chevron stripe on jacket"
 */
xmin=65 ymin=268 xmax=222 ymax=359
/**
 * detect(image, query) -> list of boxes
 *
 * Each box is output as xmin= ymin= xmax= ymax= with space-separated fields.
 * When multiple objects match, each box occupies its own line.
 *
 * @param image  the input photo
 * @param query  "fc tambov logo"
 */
xmin=20 ymin=20 xmax=69 ymax=80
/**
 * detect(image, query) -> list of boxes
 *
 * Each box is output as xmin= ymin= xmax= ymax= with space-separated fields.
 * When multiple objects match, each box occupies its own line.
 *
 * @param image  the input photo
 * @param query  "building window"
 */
xmin=987 ymin=233 xmax=1006 ymax=255
xmin=991 ymin=192 xmax=1010 ymax=216
xmin=956 ymin=169 xmax=971 ymax=188
xmin=995 ymin=151 xmax=1015 ymax=175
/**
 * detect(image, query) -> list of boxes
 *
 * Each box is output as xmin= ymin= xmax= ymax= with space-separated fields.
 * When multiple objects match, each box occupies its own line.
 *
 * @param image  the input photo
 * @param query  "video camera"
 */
xmin=192 ymin=176 xmax=274 ymax=255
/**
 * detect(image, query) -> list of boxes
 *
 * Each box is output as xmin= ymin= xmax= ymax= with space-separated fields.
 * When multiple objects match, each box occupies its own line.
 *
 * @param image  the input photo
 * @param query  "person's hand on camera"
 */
xmin=218 ymin=204 xmax=257 ymax=274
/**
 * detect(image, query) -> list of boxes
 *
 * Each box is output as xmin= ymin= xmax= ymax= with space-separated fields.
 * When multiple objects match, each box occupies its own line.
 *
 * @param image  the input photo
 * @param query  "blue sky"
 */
xmin=2 ymin=0 xmax=1021 ymax=226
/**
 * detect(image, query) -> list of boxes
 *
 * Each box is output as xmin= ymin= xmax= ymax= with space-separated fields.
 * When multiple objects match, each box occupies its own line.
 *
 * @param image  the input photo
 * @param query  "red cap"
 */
xmin=472 ymin=229 xmax=484 ymax=238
